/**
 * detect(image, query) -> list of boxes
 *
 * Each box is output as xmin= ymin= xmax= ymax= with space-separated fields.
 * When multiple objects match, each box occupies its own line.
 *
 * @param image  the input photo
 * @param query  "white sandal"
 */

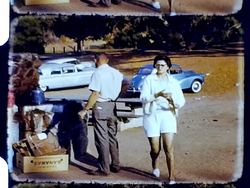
xmin=152 ymin=1 xmax=161 ymax=9
xmin=169 ymin=180 xmax=176 ymax=185
xmin=170 ymin=12 xmax=177 ymax=16
xmin=152 ymin=168 xmax=160 ymax=177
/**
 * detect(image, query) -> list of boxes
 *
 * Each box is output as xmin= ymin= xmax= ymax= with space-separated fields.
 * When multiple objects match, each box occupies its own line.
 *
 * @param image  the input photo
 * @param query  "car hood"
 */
xmin=131 ymin=74 xmax=146 ymax=89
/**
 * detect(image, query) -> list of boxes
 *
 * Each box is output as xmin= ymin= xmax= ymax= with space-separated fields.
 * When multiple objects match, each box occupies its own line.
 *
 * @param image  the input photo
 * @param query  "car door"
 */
xmin=75 ymin=66 xmax=95 ymax=86
xmin=44 ymin=67 xmax=65 ymax=89
xmin=61 ymin=66 xmax=78 ymax=88
xmin=169 ymin=65 xmax=185 ymax=81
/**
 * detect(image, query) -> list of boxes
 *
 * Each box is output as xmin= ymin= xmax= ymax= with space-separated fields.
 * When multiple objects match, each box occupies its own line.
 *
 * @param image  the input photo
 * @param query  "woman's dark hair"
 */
xmin=153 ymin=55 xmax=172 ymax=69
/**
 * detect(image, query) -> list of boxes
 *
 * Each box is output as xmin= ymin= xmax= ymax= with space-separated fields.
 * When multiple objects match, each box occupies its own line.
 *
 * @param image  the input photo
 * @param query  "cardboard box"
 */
xmin=16 ymin=152 xmax=69 ymax=173
xmin=12 ymin=139 xmax=32 ymax=156
xmin=26 ymin=133 xmax=54 ymax=157
xmin=23 ymin=0 xmax=70 ymax=6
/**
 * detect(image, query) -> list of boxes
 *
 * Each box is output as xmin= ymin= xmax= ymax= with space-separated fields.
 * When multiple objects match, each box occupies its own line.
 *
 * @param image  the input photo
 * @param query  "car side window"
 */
xmin=139 ymin=68 xmax=152 ymax=74
xmin=51 ymin=68 xmax=61 ymax=75
xmin=77 ymin=68 xmax=83 ymax=72
xmin=62 ymin=67 xmax=75 ymax=74
xmin=66 ymin=60 xmax=78 ymax=65
xmin=170 ymin=67 xmax=181 ymax=74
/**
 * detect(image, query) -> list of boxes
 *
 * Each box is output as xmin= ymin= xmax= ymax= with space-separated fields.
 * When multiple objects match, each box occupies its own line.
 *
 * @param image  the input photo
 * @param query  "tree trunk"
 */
xmin=76 ymin=39 xmax=82 ymax=52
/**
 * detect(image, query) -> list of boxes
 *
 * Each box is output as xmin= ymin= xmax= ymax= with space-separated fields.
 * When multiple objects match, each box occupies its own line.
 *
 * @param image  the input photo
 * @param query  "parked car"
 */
xmin=125 ymin=64 xmax=205 ymax=97
xmin=38 ymin=63 xmax=96 ymax=91
xmin=45 ymin=57 xmax=96 ymax=70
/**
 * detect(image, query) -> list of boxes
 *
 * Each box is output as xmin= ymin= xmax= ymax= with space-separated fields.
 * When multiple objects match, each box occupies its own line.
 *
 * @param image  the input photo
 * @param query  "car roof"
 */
xmin=46 ymin=58 xmax=77 ymax=64
xmin=39 ymin=63 xmax=76 ymax=70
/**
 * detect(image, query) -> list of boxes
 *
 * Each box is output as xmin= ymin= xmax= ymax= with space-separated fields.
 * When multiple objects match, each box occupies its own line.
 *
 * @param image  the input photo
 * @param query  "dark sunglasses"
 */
xmin=155 ymin=64 xmax=167 ymax=67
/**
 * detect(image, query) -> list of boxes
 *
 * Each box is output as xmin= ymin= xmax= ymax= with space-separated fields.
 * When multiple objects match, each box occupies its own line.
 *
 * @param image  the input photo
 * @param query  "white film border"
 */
xmin=0 ymin=0 xmax=9 ymax=46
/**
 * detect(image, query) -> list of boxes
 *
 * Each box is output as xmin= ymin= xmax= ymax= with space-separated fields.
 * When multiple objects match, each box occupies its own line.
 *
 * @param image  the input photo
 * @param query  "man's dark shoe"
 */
xmin=89 ymin=169 xmax=109 ymax=176
xmin=110 ymin=165 xmax=120 ymax=173
xmin=112 ymin=0 xmax=121 ymax=5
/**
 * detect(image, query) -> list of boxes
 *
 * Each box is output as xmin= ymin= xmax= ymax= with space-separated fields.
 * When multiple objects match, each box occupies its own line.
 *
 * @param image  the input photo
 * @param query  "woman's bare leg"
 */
xmin=168 ymin=0 xmax=174 ymax=14
xmin=148 ymin=136 xmax=161 ymax=170
xmin=161 ymin=133 xmax=175 ymax=181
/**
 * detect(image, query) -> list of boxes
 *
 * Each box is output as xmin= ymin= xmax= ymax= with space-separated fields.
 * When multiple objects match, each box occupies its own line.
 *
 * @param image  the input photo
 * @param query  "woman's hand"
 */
xmin=169 ymin=103 xmax=179 ymax=109
xmin=162 ymin=93 xmax=172 ymax=100
xmin=155 ymin=90 xmax=172 ymax=100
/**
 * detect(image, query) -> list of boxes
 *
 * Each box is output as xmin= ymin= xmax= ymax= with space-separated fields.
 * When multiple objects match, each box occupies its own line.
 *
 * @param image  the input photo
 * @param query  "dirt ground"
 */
xmin=12 ymin=0 xmax=243 ymax=15
xmin=13 ymin=53 xmax=244 ymax=184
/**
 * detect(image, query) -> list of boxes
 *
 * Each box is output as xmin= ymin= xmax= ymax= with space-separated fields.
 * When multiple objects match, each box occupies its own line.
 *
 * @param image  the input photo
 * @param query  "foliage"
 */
xmin=52 ymin=15 xmax=113 ymax=51
xmin=11 ymin=16 xmax=45 ymax=54
xmin=105 ymin=15 xmax=243 ymax=51
xmin=11 ymin=14 xmax=243 ymax=54
xmin=161 ymin=15 xmax=244 ymax=51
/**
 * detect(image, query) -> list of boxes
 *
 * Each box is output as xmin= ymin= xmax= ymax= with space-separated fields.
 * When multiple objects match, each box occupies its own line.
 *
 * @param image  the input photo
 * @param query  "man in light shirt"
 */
xmin=79 ymin=53 xmax=131 ymax=176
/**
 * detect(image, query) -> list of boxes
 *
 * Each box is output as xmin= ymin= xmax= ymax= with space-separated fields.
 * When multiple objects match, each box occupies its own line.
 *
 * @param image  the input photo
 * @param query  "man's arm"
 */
xmin=78 ymin=90 xmax=99 ymax=119
xmin=84 ymin=90 xmax=99 ymax=110
xmin=116 ymin=76 xmax=132 ymax=99
xmin=121 ymin=76 xmax=132 ymax=93
xmin=43 ymin=112 xmax=62 ymax=134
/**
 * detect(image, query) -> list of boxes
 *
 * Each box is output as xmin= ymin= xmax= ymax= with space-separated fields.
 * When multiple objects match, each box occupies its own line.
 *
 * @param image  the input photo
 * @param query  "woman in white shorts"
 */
xmin=140 ymin=55 xmax=185 ymax=184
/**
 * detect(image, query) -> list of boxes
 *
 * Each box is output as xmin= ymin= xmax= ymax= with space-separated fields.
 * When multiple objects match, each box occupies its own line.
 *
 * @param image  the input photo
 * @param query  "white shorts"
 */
xmin=143 ymin=110 xmax=177 ymax=137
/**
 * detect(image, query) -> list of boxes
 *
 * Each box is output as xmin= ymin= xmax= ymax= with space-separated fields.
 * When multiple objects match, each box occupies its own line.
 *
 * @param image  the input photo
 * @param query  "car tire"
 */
xmin=190 ymin=80 xmax=202 ymax=93
xmin=40 ymin=86 xmax=48 ymax=92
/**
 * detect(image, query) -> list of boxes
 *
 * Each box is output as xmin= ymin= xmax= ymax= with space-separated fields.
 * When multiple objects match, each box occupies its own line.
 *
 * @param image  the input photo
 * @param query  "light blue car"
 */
xmin=38 ymin=63 xmax=96 ymax=91
xmin=125 ymin=64 xmax=205 ymax=97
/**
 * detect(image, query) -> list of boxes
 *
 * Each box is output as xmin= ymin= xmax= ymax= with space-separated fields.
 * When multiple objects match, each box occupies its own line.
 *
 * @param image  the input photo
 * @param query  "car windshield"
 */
xmin=138 ymin=67 xmax=152 ymax=75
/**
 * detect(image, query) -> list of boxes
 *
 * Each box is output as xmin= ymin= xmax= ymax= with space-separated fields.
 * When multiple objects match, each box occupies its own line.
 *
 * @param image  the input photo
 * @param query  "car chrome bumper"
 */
xmin=126 ymin=87 xmax=141 ymax=93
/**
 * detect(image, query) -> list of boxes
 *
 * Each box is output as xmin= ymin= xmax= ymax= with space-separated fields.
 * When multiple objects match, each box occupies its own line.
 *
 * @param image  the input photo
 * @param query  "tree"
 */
xmin=11 ymin=16 xmax=45 ymax=54
xmin=37 ymin=15 xmax=60 ymax=44
xmin=165 ymin=15 xmax=243 ymax=50
xmin=221 ymin=16 xmax=244 ymax=42
xmin=108 ymin=16 xmax=171 ymax=50
xmin=53 ymin=15 xmax=112 ymax=52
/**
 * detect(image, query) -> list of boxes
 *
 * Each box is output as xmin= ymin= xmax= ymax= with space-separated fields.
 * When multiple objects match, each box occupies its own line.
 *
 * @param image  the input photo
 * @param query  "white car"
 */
xmin=38 ymin=63 xmax=96 ymax=91
xmin=45 ymin=57 xmax=96 ymax=70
